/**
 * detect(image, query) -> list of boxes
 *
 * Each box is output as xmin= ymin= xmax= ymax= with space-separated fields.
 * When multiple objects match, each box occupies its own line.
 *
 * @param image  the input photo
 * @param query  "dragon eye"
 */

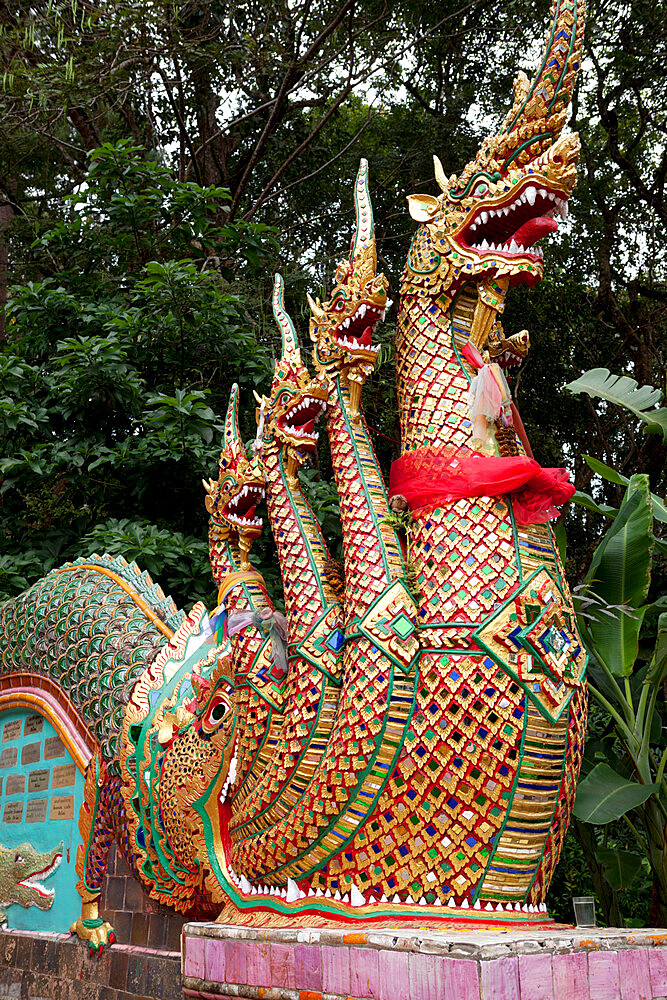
xmin=15 ymin=854 xmax=24 ymax=864
xmin=473 ymin=180 xmax=489 ymax=197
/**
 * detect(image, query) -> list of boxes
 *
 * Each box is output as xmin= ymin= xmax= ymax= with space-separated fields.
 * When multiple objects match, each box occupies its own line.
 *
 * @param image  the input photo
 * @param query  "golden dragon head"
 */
xmin=309 ymin=159 xmax=389 ymax=409
xmin=403 ymin=0 xmax=584 ymax=340
xmin=255 ymin=273 xmax=328 ymax=486
xmin=203 ymin=383 xmax=265 ymax=569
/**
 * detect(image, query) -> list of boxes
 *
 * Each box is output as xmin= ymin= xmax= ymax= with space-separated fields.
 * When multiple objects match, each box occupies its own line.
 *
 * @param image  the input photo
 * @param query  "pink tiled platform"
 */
xmin=181 ymin=922 xmax=667 ymax=1000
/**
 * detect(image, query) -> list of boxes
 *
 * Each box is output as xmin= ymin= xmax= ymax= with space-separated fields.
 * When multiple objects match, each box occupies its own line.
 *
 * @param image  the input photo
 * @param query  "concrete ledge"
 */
xmin=182 ymin=921 xmax=667 ymax=1000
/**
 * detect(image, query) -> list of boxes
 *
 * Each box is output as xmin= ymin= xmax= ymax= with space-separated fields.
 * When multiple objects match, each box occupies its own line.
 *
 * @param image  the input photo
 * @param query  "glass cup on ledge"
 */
xmin=572 ymin=896 xmax=596 ymax=928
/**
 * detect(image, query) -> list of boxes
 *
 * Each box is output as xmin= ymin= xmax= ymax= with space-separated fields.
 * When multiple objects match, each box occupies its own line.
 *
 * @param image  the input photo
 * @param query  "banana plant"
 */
xmin=572 ymin=474 xmax=667 ymax=924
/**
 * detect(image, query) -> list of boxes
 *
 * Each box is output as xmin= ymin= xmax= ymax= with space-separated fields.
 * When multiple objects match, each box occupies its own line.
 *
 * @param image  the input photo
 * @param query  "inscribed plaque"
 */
xmin=28 ymin=770 xmax=49 ymax=794
xmin=0 ymin=748 xmax=18 ymax=769
xmin=3 ymin=801 xmax=23 ymax=823
xmin=49 ymin=796 xmax=74 ymax=821
xmin=21 ymin=743 xmax=41 ymax=765
xmin=5 ymin=775 xmax=25 ymax=795
xmin=25 ymin=799 xmax=48 ymax=823
xmin=44 ymin=737 xmax=65 ymax=761
xmin=2 ymin=721 xmax=21 ymax=742
xmin=24 ymin=715 xmax=43 ymax=736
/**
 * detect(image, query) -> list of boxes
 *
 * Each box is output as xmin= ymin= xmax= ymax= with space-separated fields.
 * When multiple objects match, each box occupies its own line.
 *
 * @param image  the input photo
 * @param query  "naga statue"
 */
xmin=0 ymin=0 xmax=586 ymax=952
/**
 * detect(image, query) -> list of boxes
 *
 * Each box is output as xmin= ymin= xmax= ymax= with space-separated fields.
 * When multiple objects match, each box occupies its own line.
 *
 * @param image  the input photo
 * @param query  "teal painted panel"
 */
xmin=0 ymin=707 xmax=84 ymax=931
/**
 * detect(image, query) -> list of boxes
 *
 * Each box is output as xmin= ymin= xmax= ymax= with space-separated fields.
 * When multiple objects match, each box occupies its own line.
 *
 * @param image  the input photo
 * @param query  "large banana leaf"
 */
xmin=566 ymin=368 xmax=667 ymax=441
xmin=574 ymin=763 xmax=657 ymax=824
xmin=580 ymin=475 xmax=653 ymax=676
xmin=594 ymin=846 xmax=644 ymax=891
xmin=582 ymin=455 xmax=667 ymax=523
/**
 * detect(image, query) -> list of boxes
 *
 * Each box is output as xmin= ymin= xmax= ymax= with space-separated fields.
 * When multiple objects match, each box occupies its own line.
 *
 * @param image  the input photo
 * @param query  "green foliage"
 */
xmin=0 ymin=141 xmax=276 ymax=608
xmin=567 ymin=369 xmax=667 ymax=442
xmin=574 ymin=764 xmax=657 ymax=825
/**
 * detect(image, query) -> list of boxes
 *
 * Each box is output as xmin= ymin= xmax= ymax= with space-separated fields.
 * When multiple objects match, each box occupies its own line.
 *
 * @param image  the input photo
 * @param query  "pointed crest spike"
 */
xmin=307 ymin=292 xmax=325 ymax=321
xmin=252 ymin=389 xmax=263 ymax=405
xmin=351 ymin=159 xmax=376 ymax=271
xmin=272 ymin=273 xmax=300 ymax=362
xmin=433 ymin=155 xmax=448 ymax=193
xmin=222 ymin=382 xmax=243 ymax=460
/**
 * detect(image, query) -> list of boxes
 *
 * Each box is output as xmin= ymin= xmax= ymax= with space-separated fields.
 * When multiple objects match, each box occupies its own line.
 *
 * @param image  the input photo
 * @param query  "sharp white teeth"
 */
xmin=359 ymin=304 xmax=366 ymax=318
xmin=485 ymin=902 xmax=494 ymax=911
xmin=548 ymin=191 xmax=556 ymax=200
xmin=392 ymin=894 xmax=401 ymax=904
xmin=434 ymin=897 xmax=442 ymax=907
xmin=380 ymin=310 xmax=385 ymax=320
xmin=509 ymin=239 xmax=519 ymax=253
xmin=480 ymin=211 xmax=488 ymax=224
xmin=538 ymin=187 xmax=548 ymax=199
xmin=461 ymin=898 xmax=470 ymax=909
xmin=473 ymin=899 xmax=481 ymax=910
xmin=525 ymin=185 xmax=537 ymax=206
xmin=470 ymin=222 xmax=478 ymax=231
xmin=447 ymin=897 xmax=456 ymax=908
xmin=488 ymin=242 xmax=496 ymax=252
xmin=479 ymin=239 xmax=489 ymax=251
xmin=495 ymin=903 xmax=504 ymax=911
xmin=240 ymin=875 xmax=252 ymax=894
xmin=380 ymin=894 xmax=388 ymax=903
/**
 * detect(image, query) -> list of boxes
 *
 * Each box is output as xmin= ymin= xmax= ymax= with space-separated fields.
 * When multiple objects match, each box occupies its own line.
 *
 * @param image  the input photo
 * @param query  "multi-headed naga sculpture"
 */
xmin=0 ymin=0 xmax=586 ymax=950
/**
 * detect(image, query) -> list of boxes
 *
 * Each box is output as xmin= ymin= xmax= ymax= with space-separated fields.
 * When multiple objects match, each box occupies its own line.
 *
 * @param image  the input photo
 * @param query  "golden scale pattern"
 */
xmin=230 ymin=443 xmax=343 ymax=832
xmin=392 ymin=286 xmax=587 ymax=901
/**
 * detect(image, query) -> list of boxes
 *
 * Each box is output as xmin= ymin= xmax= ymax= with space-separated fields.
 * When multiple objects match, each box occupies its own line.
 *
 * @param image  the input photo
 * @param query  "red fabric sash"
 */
xmin=389 ymin=446 xmax=574 ymax=525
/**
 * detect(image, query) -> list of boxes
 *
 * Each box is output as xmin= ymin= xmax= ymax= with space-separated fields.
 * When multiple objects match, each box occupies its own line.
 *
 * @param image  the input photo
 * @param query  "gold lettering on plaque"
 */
xmin=3 ymin=801 xmax=23 ymax=824
xmin=2 ymin=721 xmax=21 ymax=742
xmin=49 ymin=795 xmax=74 ymax=821
xmin=26 ymin=799 xmax=48 ymax=823
xmin=5 ymin=774 xmax=25 ymax=795
xmin=28 ymin=769 xmax=49 ymax=793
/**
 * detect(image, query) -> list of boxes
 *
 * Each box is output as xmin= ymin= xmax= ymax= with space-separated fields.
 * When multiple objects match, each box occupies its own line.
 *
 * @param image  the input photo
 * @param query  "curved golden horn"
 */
xmin=222 ymin=382 xmax=243 ymax=461
xmin=350 ymin=159 xmax=376 ymax=272
xmin=272 ymin=273 xmax=301 ymax=362
xmin=495 ymin=0 xmax=585 ymax=168
xmin=307 ymin=292 xmax=326 ymax=321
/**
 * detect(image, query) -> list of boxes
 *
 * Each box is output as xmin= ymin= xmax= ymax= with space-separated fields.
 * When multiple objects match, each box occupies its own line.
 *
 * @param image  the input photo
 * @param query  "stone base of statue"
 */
xmin=182 ymin=921 xmax=667 ymax=1000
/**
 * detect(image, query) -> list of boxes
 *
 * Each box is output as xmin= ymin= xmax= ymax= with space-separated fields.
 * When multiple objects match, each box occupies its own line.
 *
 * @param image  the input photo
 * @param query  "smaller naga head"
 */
xmin=152 ymin=650 xmax=237 ymax=907
xmin=255 ymin=273 xmax=328 ymax=486
xmin=404 ymin=0 xmax=584 ymax=307
xmin=203 ymin=383 xmax=265 ymax=569
xmin=0 ymin=841 xmax=62 ymax=912
xmin=309 ymin=160 xmax=389 ymax=417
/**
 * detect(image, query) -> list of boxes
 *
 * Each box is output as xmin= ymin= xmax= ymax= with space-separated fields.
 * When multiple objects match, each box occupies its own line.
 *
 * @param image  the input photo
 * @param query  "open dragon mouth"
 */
xmin=18 ymin=853 xmax=62 ymax=900
xmin=334 ymin=302 xmax=384 ymax=355
xmin=224 ymin=485 xmax=265 ymax=530
xmin=277 ymin=395 xmax=326 ymax=448
xmin=459 ymin=182 xmax=569 ymax=260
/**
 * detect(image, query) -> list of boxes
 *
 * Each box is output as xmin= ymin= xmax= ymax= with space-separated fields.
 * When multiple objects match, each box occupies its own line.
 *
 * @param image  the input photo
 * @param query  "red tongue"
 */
xmin=298 ymin=418 xmax=315 ymax=436
xmin=512 ymin=216 xmax=558 ymax=248
xmin=359 ymin=325 xmax=372 ymax=347
xmin=244 ymin=504 xmax=256 ymax=520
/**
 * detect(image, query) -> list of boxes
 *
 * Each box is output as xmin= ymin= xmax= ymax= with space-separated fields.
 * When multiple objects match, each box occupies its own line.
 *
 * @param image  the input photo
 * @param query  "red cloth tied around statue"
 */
xmin=388 ymin=446 xmax=574 ymax=526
